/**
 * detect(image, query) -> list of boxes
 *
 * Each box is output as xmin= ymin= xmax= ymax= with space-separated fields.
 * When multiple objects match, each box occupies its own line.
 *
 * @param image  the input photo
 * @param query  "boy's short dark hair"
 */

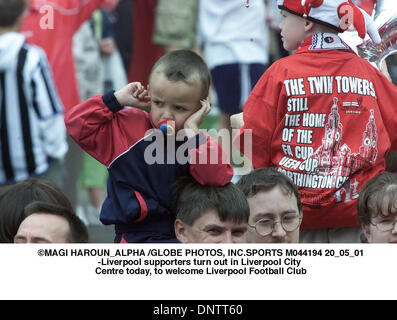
xmin=236 ymin=167 xmax=303 ymax=212
xmin=172 ymin=176 xmax=249 ymax=225
xmin=24 ymin=201 xmax=89 ymax=243
xmin=357 ymin=171 xmax=397 ymax=225
xmin=0 ymin=0 xmax=26 ymax=27
xmin=150 ymin=49 xmax=211 ymax=99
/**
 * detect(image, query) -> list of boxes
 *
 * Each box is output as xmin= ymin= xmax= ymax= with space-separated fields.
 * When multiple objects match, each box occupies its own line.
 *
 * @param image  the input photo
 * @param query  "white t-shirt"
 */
xmin=198 ymin=0 xmax=270 ymax=69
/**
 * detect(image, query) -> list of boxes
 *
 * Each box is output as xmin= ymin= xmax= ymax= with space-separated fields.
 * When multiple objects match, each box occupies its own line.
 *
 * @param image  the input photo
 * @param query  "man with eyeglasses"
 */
xmin=358 ymin=171 xmax=397 ymax=243
xmin=236 ymin=168 xmax=302 ymax=243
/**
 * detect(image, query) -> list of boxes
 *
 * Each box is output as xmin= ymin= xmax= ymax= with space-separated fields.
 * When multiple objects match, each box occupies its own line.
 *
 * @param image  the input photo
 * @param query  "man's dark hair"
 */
xmin=172 ymin=176 xmax=249 ymax=226
xmin=0 ymin=0 xmax=26 ymax=28
xmin=150 ymin=49 xmax=211 ymax=99
xmin=0 ymin=178 xmax=74 ymax=243
xmin=236 ymin=168 xmax=302 ymax=212
xmin=357 ymin=171 xmax=397 ymax=225
xmin=23 ymin=201 xmax=89 ymax=243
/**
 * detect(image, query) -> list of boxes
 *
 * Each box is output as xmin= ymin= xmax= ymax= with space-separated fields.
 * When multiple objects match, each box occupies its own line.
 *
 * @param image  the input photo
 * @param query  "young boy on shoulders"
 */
xmin=235 ymin=0 xmax=397 ymax=242
xmin=65 ymin=49 xmax=233 ymax=243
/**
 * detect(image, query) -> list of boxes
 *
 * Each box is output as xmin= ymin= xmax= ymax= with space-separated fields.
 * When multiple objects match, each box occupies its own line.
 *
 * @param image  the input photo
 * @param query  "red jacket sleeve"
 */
xmin=188 ymin=132 xmax=234 ymax=186
xmin=65 ymin=93 xmax=151 ymax=167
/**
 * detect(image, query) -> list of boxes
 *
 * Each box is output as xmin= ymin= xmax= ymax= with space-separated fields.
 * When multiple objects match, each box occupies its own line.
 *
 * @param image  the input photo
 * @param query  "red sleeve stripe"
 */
xmin=119 ymin=234 xmax=128 ymax=243
xmin=134 ymin=191 xmax=148 ymax=223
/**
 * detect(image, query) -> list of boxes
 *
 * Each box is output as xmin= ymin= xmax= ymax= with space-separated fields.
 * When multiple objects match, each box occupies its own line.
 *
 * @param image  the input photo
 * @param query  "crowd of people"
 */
xmin=0 ymin=0 xmax=396 ymax=244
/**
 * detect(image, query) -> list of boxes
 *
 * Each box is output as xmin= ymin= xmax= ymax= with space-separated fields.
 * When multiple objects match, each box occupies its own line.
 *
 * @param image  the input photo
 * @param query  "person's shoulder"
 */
xmin=21 ymin=41 xmax=50 ymax=66
xmin=268 ymin=55 xmax=294 ymax=71
xmin=341 ymin=52 xmax=382 ymax=75
xmin=0 ymin=33 xmax=49 ymax=71
xmin=23 ymin=39 xmax=46 ymax=54
xmin=256 ymin=57 xmax=291 ymax=83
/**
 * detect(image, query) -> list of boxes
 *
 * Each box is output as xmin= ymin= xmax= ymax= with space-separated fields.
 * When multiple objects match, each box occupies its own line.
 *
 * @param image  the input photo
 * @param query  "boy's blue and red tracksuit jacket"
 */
xmin=65 ymin=92 xmax=233 ymax=242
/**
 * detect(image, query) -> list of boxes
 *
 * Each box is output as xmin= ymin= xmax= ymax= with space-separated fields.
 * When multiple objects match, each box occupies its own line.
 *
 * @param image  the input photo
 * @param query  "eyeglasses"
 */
xmin=248 ymin=215 xmax=301 ymax=237
xmin=370 ymin=218 xmax=397 ymax=232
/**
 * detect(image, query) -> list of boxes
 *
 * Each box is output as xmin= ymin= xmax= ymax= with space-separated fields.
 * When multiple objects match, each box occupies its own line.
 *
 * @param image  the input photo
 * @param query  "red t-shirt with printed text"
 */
xmin=235 ymin=33 xmax=397 ymax=229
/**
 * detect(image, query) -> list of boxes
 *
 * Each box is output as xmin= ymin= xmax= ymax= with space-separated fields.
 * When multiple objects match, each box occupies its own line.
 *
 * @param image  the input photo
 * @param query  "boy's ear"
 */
xmin=304 ymin=20 xmax=315 ymax=32
xmin=174 ymin=219 xmax=189 ymax=243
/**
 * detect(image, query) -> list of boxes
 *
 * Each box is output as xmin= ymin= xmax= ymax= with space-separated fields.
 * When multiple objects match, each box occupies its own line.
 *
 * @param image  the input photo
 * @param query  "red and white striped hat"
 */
xmin=277 ymin=0 xmax=381 ymax=43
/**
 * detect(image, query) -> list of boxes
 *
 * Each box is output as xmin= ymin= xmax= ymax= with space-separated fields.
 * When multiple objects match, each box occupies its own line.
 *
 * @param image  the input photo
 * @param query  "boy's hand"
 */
xmin=100 ymin=38 xmax=116 ymax=56
xmin=114 ymin=82 xmax=151 ymax=108
xmin=231 ymin=112 xmax=244 ymax=129
xmin=183 ymin=98 xmax=211 ymax=138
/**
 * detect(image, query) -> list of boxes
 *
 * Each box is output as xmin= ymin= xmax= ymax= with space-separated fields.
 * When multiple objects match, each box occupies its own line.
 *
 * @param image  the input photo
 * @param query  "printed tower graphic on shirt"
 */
xmin=311 ymin=98 xmax=378 ymax=179
xmin=359 ymin=109 xmax=378 ymax=162
xmin=315 ymin=97 xmax=343 ymax=173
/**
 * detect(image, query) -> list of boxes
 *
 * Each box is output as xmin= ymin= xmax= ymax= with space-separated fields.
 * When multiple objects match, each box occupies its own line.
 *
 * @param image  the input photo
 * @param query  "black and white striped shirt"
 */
xmin=0 ymin=32 xmax=68 ymax=185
